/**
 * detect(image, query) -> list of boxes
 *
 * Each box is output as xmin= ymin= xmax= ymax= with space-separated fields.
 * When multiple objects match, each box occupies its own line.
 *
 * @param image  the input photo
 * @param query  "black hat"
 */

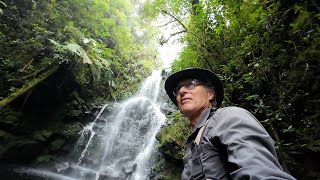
xmin=164 ymin=68 xmax=224 ymax=108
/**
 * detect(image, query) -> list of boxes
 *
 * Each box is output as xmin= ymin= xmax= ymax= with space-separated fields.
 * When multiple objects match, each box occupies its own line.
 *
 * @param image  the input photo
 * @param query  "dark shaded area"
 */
xmin=0 ymin=64 xmax=89 ymax=165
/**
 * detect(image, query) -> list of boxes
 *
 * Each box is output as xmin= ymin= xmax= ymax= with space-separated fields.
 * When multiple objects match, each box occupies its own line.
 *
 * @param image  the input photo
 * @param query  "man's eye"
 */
xmin=185 ymin=82 xmax=194 ymax=88
xmin=177 ymin=84 xmax=184 ymax=90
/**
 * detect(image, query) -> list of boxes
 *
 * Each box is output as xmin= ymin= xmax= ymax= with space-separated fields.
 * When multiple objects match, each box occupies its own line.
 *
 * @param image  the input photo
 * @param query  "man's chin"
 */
xmin=179 ymin=105 xmax=194 ymax=115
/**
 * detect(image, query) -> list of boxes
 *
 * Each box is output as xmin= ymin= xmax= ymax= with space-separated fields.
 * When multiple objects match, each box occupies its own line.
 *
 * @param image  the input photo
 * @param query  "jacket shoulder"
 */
xmin=215 ymin=106 xmax=252 ymax=116
xmin=210 ymin=106 xmax=262 ymax=129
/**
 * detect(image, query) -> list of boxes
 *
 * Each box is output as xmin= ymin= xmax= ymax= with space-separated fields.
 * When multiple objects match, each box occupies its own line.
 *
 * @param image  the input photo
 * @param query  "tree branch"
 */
xmin=161 ymin=10 xmax=188 ymax=31
xmin=159 ymin=30 xmax=187 ymax=45
xmin=158 ymin=19 xmax=176 ymax=28
xmin=159 ymin=10 xmax=189 ymax=45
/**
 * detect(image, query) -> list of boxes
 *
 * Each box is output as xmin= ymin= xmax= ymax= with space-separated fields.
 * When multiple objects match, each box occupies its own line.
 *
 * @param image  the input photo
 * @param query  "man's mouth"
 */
xmin=181 ymin=98 xmax=192 ymax=103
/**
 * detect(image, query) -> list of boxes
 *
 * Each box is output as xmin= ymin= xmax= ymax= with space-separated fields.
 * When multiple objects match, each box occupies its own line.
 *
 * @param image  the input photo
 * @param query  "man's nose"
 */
xmin=178 ymin=86 xmax=189 ymax=96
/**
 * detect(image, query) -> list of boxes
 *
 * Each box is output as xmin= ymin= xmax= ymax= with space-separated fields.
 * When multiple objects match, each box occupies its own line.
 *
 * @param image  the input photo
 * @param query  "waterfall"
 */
xmin=17 ymin=70 xmax=166 ymax=180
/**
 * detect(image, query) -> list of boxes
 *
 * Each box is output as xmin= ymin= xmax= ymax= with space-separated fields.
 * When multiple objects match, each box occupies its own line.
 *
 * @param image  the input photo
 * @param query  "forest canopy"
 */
xmin=144 ymin=0 xmax=320 ymax=179
xmin=0 ymin=0 xmax=161 ymax=104
xmin=0 ymin=0 xmax=319 ymax=179
xmin=0 ymin=0 xmax=162 ymax=169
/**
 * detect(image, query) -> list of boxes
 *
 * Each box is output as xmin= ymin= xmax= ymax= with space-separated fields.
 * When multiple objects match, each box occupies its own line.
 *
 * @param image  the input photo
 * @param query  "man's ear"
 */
xmin=209 ymin=91 xmax=215 ymax=100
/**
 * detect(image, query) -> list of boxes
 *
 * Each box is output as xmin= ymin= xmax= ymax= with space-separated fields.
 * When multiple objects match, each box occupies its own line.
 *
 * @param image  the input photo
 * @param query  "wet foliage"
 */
xmin=0 ymin=0 xmax=160 ymax=166
xmin=146 ymin=0 xmax=320 ymax=179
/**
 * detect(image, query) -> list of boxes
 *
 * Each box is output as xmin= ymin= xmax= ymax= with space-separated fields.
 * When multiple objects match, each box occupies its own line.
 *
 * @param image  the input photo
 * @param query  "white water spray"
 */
xmin=19 ymin=70 xmax=166 ymax=180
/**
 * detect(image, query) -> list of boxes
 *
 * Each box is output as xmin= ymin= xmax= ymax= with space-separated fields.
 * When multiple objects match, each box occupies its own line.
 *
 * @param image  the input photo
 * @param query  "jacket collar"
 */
xmin=187 ymin=108 xmax=217 ymax=143
xmin=191 ymin=108 xmax=211 ymax=134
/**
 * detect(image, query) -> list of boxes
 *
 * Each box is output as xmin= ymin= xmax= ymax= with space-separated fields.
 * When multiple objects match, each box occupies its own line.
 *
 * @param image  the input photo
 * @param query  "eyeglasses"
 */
xmin=173 ymin=79 xmax=203 ymax=96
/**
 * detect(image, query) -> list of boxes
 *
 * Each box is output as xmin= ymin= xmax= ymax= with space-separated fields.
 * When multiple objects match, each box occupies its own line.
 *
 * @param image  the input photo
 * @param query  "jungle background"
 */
xmin=0 ymin=0 xmax=319 ymax=179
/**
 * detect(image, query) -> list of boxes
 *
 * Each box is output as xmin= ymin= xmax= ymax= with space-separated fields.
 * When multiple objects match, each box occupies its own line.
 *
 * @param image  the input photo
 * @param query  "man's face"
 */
xmin=175 ymin=79 xmax=214 ymax=119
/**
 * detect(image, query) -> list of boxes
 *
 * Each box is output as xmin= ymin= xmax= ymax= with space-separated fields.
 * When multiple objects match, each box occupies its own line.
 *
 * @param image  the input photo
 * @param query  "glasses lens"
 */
xmin=173 ymin=79 xmax=201 ymax=96
xmin=185 ymin=81 xmax=196 ymax=89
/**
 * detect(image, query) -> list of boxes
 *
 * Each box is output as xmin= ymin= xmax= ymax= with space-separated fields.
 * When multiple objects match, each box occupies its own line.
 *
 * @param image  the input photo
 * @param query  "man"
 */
xmin=164 ymin=68 xmax=296 ymax=180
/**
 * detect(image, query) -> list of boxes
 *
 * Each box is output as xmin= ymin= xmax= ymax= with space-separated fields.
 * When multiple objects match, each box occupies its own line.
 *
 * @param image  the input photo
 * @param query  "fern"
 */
xmin=64 ymin=26 xmax=84 ymax=44
xmin=49 ymin=37 xmax=114 ymax=91
xmin=49 ymin=39 xmax=92 ymax=64
xmin=0 ymin=1 xmax=7 ymax=15
xmin=49 ymin=25 xmax=114 ymax=91
xmin=64 ymin=43 xmax=92 ymax=64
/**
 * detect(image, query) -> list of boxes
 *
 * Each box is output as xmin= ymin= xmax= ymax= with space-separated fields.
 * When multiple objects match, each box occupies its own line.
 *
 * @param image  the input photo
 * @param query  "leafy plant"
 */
xmin=147 ymin=0 xmax=320 ymax=178
xmin=158 ymin=111 xmax=191 ymax=159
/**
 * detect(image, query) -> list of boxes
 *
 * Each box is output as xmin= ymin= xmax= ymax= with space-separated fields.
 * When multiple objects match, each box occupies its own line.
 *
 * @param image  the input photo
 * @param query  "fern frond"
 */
xmin=64 ymin=26 xmax=84 ymax=44
xmin=49 ymin=39 xmax=63 ymax=48
xmin=64 ymin=43 xmax=92 ymax=64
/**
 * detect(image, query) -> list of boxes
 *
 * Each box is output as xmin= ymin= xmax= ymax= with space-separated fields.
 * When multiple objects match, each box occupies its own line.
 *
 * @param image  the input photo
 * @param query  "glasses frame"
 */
xmin=173 ymin=79 xmax=203 ymax=96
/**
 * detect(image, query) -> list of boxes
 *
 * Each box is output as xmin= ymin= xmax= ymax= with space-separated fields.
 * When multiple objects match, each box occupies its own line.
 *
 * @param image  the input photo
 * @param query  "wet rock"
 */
xmin=122 ymin=163 xmax=137 ymax=178
xmin=56 ymin=122 xmax=82 ymax=139
xmin=50 ymin=138 xmax=66 ymax=152
xmin=55 ymin=162 xmax=69 ymax=172
xmin=150 ymin=174 xmax=164 ymax=180
xmin=98 ymin=167 xmax=122 ymax=180
xmin=90 ymin=105 xmax=104 ymax=114
xmin=83 ymin=171 xmax=97 ymax=180
xmin=80 ymin=156 xmax=101 ymax=169
xmin=1 ymin=140 xmax=44 ymax=163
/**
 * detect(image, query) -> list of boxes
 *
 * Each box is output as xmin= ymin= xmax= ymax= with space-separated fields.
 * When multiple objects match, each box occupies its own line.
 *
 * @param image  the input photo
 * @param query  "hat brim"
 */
xmin=164 ymin=68 xmax=224 ymax=108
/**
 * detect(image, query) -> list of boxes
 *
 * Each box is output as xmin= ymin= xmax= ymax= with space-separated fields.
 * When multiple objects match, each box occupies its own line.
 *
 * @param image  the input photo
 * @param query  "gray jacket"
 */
xmin=181 ymin=107 xmax=296 ymax=180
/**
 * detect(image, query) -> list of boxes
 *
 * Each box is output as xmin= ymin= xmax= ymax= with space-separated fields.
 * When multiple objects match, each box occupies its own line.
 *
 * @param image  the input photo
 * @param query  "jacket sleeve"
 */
xmin=213 ymin=107 xmax=296 ymax=180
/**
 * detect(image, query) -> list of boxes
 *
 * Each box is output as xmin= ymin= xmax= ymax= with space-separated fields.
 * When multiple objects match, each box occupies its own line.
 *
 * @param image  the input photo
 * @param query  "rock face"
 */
xmin=0 ymin=69 xmax=171 ymax=180
xmin=98 ymin=168 xmax=121 ymax=180
xmin=122 ymin=163 xmax=137 ymax=178
xmin=0 ymin=104 xmax=85 ymax=164
xmin=96 ymin=163 xmax=138 ymax=180
xmin=0 ymin=65 xmax=108 ymax=166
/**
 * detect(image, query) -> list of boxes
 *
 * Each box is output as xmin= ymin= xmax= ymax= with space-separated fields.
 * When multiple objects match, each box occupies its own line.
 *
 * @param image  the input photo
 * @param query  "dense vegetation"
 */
xmin=146 ymin=0 xmax=320 ymax=179
xmin=0 ymin=0 xmax=160 ymax=102
xmin=0 ymin=0 xmax=160 ymax=165
xmin=0 ymin=0 xmax=319 ymax=179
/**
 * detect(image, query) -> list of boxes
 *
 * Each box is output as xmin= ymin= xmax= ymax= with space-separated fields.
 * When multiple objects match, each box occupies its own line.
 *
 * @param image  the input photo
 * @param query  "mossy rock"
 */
xmin=0 ymin=140 xmax=44 ymax=163
xmin=0 ymin=130 xmax=17 ymax=158
xmin=0 ymin=107 xmax=22 ymax=130
xmin=32 ymin=130 xmax=53 ymax=142
xmin=59 ymin=122 xmax=82 ymax=139
xmin=151 ymin=159 xmax=182 ymax=180
xmin=157 ymin=111 xmax=191 ymax=160
xmin=0 ymin=130 xmax=15 ymax=143
xmin=159 ymin=141 xmax=185 ymax=160
xmin=36 ymin=154 xmax=55 ymax=163
xmin=49 ymin=138 xmax=66 ymax=152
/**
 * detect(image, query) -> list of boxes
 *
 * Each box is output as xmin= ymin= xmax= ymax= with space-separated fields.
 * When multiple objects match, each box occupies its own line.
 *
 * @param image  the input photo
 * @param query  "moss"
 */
xmin=1 ymin=114 xmax=20 ymax=125
xmin=32 ymin=130 xmax=53 ymax=142
xmin=160 ymin=161 xmax=182 ymax=180
xmin=60 ymin=123 xmax=82 ymax=139
xmin=0 ymin=107 xmax=22 ymax=130
xmin=36 ymin=154 xmax=54 ymax=163
xmin=158 ymin=111 xmax=191 ymax=159
xmin=162 ymin=169 xmax=181 ymax=180
xmin=0 ymin=130 xmax=15 ymax=144
xmin=50 ymin=138 xmax=66 ymax=152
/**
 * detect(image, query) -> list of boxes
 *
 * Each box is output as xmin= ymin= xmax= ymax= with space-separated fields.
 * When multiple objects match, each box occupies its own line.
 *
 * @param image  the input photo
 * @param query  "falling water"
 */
xmin=17 ymin=70 xmax=166 ymax=180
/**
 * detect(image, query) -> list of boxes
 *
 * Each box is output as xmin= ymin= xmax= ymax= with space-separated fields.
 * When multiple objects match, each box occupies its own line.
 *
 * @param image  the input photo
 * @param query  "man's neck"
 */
xmin=189 ymin=108 xmax=211 ymax=128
